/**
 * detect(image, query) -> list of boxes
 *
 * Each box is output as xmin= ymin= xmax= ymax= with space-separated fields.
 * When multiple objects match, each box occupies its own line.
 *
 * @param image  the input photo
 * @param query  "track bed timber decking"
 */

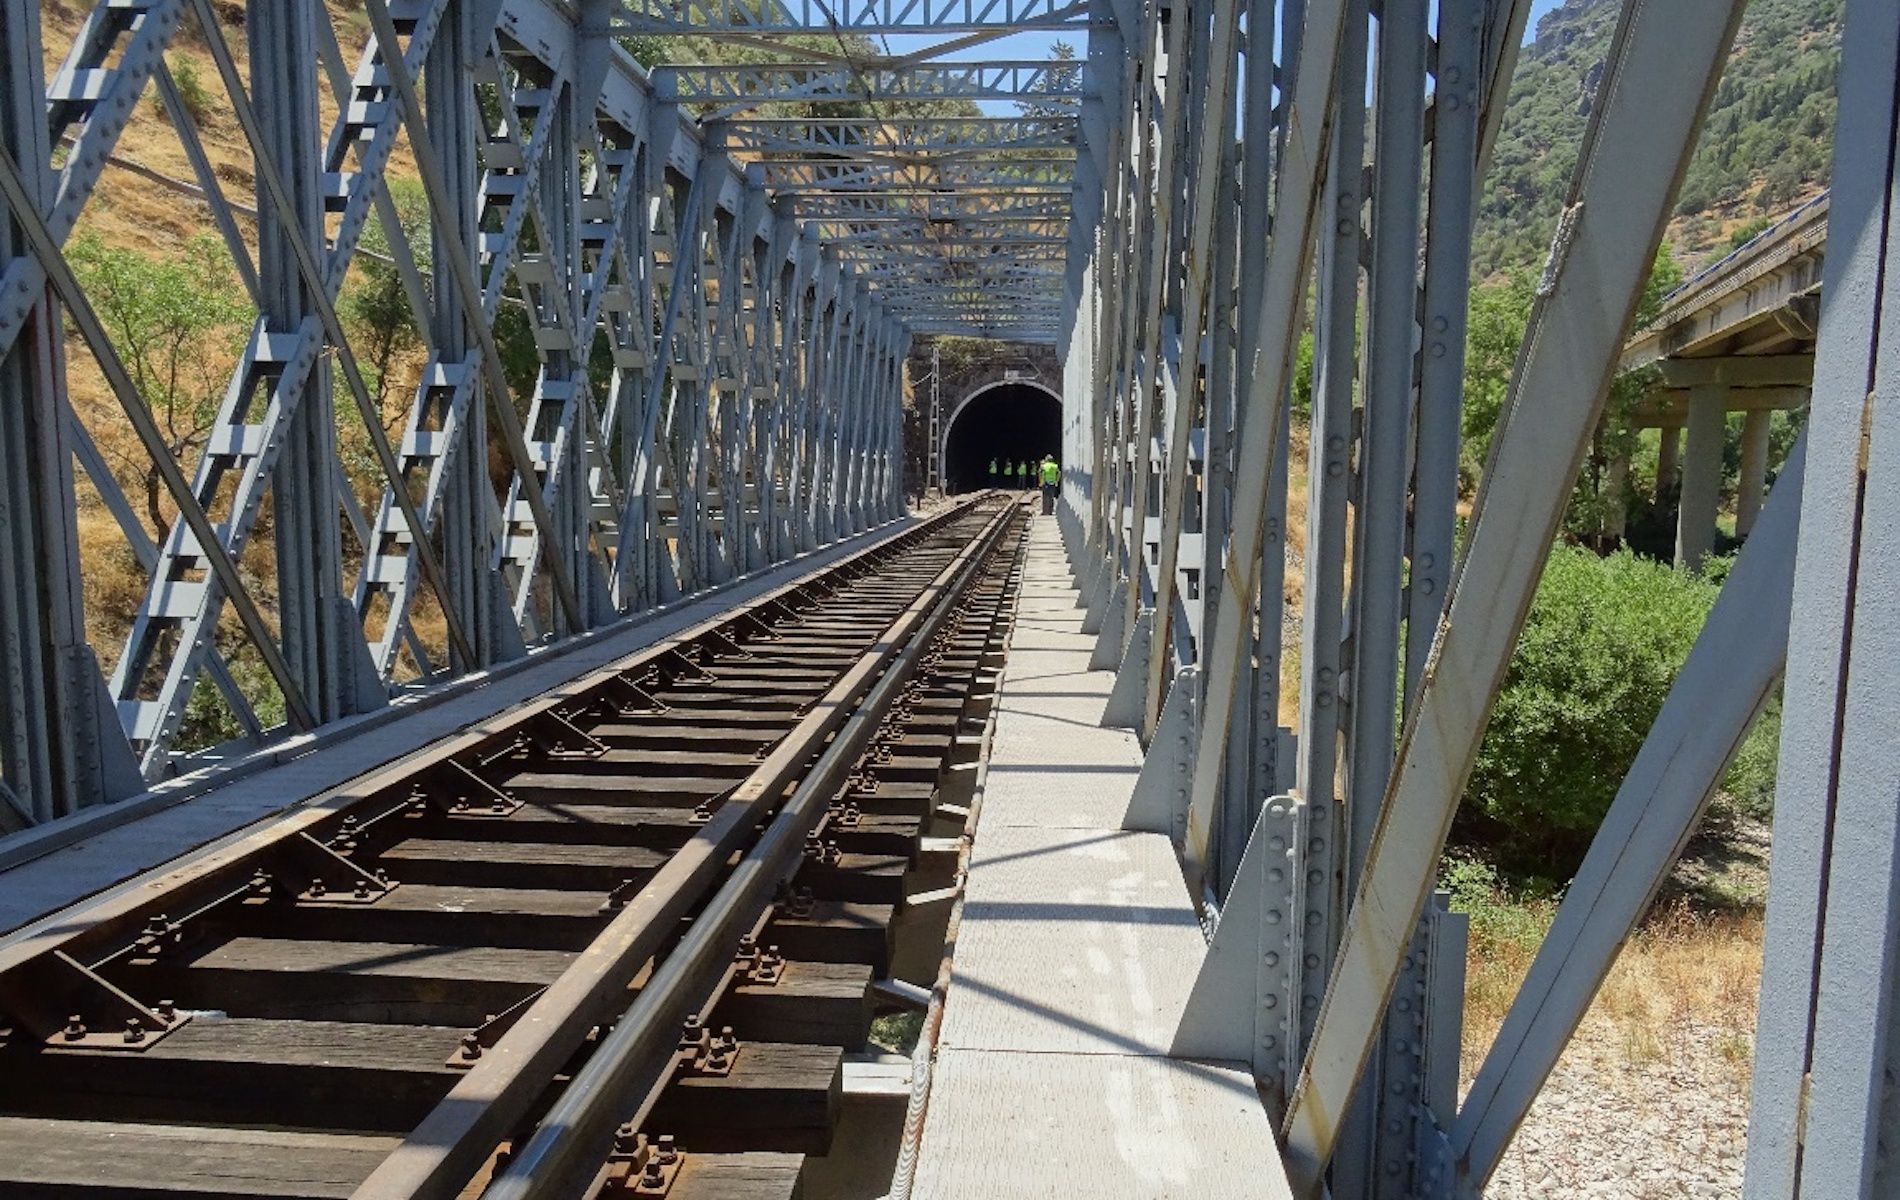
xmin=0 ymin=494 xmax=1029 ymax=1200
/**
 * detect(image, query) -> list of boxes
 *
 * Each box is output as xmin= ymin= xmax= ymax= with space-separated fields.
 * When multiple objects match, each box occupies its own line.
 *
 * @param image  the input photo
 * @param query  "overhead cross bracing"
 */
xmin=715 ymin=117 xmax=1079 ymax=156
xmin=652 ymin=61 xmax=1090 ymax=107
xmin=615 ymin=0 xmax=1106 ymax=35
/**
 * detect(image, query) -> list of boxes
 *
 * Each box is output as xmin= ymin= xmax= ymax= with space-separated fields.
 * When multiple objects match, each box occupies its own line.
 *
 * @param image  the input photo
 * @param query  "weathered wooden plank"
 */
xmin=0 ymin=1116 xmax=397 ymax=1198
xmin=375 ymin=839 xmax=665 ymax=890
xmin=664 ymin=1150 xmax=804 ymax=1200
xmin=0 ymin=1018 xmax=461 ymax=1132
xmin=124 ymin=937 xmax=568 ymax=1024
xmin=829 ymin=814 xmax=921 ymax=857
xmin=650 ymin=1042 xmax=842 ymax=1153
xmin=491 ymin=772 xmax=739 ymax=803
xmin=767 ymin=901 xmax=895 ymax=971
xmin=258 ymin=884 xmax=612 ymax=949
xmin=505 ymin=750 xmax=763 ymax=778
xmin=798 ymin=852 xmax=909 ymax=905
xmin=717 ymin=961 xmax=872 ymax=1047
xmin=449 ymin=802 xmax=702 ymax=846
xmin=846 ymin=781 xmax=935 ymax=818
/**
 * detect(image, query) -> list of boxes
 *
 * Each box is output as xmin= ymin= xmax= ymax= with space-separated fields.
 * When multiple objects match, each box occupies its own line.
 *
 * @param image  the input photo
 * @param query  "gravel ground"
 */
xmin=1477 ymin=1016 xmax=1750 ymax=1199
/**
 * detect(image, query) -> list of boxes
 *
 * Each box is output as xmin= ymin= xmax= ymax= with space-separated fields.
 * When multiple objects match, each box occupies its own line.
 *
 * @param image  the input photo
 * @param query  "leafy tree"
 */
xmin=1018 ymin=40 xmax=1080 ymax=130
xmin=1727 ymin=215 xmax=1771 ymax=250
xmin=1458 ymin=270 xmax=1536 ymax=489
xmin=1458 ymin=245 xmax=1681 ymax=541
xmin=1458 ymin=541 xmax=1783 ymax=878
xmin=341 ymin=176 xmax=431 ymax=433
xmin=68 ymin=232 xmax=250 ymax=540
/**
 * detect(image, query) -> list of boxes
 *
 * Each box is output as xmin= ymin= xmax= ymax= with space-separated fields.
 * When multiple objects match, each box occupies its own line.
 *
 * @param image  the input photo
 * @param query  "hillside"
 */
xmin=1474 ymin=0 xmax=1842 ymax=278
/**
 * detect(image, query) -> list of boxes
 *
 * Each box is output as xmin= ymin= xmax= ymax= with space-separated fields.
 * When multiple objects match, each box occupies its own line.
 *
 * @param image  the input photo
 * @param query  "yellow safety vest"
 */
xmin=1040 ymin=460 xmax=1059 ymax=485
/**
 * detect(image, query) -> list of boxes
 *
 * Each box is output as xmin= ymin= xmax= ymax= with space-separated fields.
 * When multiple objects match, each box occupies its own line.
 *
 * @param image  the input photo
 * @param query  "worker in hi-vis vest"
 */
xmin=1039 ymin=454 xmax=1060 ymax=515
xmin=988 ymin=457 xmax=999 ymax=486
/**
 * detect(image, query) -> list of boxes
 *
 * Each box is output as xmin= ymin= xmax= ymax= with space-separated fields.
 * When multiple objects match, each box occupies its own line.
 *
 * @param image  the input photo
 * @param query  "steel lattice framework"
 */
xmin=615 ymin=0 xmax=1104 ymax=34
xmin=1 ymin=0 xmax=1895 ymax=1193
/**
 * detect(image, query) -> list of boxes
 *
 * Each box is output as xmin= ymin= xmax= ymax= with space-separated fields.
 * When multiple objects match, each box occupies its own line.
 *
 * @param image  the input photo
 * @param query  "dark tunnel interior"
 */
xmin=942 ymin=383 xmax=1062 ymax=493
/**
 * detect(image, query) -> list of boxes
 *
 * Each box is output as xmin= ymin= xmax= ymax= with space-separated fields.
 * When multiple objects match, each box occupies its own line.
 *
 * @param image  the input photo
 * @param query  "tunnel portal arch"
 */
xmin=939 ymin=379 xmax=1063 ymax=493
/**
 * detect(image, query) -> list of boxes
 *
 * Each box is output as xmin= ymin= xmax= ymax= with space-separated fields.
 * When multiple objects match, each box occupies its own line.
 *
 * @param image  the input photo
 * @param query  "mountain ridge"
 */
xmin=1474 ymin=0 xmax=1842 ymax=279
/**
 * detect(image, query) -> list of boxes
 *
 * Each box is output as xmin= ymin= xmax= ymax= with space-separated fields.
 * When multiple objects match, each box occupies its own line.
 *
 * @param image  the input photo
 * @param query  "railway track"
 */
xmin=0 ymin=495 xmax=1028 ymax=1200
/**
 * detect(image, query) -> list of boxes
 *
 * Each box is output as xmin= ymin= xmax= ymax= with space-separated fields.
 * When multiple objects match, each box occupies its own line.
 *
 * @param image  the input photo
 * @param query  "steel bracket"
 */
xmin=1171 ymin=794 xmax=1307 ymax=1109
xmin=1100 ymin=607 xmax=1153 ymax=729
xmin=0 ymin=950 xmax=191 ymax=1052
xmin=1124 ymin=665 xmax=1199 ymax=840
xmin=283 ymin=832 xmax=398 ymax=904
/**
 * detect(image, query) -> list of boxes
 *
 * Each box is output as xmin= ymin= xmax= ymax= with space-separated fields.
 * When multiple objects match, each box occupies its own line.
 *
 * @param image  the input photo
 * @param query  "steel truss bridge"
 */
xmin=0 ymin=0 xmax=1892 ymax=1195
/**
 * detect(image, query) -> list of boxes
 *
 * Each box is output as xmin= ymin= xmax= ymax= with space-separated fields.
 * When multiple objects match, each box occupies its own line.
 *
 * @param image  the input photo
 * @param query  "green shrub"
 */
xmin=1460 ymin=544 xmax=1721 ymax=872
xmin=1440 ymin=851 xmax=1557 ymax=952
xmin=155 ymin=57 xmax=212 ymax=125
xmin=1720 ymin=688 xmax=1781 ymax=822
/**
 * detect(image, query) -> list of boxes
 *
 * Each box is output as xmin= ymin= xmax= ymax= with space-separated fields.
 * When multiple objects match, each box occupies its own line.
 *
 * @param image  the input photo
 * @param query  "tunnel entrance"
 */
xmin=941 ymin=381 xmax=1062 ymax=493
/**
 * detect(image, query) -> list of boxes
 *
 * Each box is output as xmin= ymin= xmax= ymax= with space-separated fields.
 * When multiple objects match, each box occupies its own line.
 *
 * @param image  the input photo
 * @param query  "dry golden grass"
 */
xmin=1461 ymin=892 xmax=1764 ymax=1088
xmin=41 ymin=1 xmax=443 ymax=697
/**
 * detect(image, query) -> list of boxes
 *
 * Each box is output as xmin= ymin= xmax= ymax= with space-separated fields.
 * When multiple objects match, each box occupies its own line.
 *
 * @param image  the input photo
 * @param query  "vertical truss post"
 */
xmin=776 ymin=235 xmax=816 ymax=558
xmin=1333 ymin=0 xmax=1428 ymax=1187
xmin=0 ymin=2 xmax=140 ymax=827
xmin=836 ymin=298 xmax=868 ymax=536
xmin=1115 ymin=0 xmax=1185 ymax=664
xmin=390 ymin=0 xmax=523 ymax=672
xmin=814 ymin=272 xmax=849 ymax=544
xmin=1746 ymin=0 xmax=1900 ymax=1190
xmin=1344 ymin=0 xmax=1425 ymax=878
xmin=252 ymin=0 xmax=383 ymax=724
xmin=1178 ymin=0 xmax=1352 ymax=899
xmin=1405 ymin=0 xmax=1482 ymax=702
xmin=797 ymin=255 xmax=836 ymax=552
xmin=891 ymin=328 xmax=912 ymax=519
xmin=1142 ymin=0 xmax=1243 ymax=735
xmin=1289 ymin=0 xmax=1364 ymax=963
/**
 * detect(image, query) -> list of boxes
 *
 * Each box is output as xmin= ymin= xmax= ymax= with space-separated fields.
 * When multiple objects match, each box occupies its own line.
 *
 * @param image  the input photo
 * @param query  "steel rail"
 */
xmin=0 ymin=499 xmax=980 ymax=977
xmin=0 ymin=493 xmax=1010 ymax=1198
xmin=351 ymin=499 xmax=1017 ymax=1198
xmin=484 ymin=501 xmax=1018 ymax=1200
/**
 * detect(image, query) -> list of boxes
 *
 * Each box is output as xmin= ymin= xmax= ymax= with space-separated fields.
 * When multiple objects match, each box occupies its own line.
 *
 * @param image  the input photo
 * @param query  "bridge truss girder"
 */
xmin=1058 ymin=0 xmax=1900 ymax=1194
xmin=0 ymin=0 xmax=913 ymax=802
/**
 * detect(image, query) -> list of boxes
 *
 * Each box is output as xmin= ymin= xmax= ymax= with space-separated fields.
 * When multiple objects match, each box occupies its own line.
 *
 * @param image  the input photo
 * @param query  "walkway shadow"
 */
xmin=943 ymin=973 xmax=1259 ymax=1095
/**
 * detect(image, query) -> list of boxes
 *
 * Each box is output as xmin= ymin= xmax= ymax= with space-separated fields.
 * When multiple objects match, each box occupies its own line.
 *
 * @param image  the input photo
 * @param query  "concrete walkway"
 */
xmin=912 ymin=510 xmax=1285 ymax=1198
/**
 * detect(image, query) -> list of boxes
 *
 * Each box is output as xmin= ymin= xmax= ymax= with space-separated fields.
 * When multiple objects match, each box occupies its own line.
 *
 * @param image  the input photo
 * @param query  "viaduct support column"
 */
xmin=1657 ymin=422 xmax=1681 ymax=497
xmin=1736 ymin=408 xmax=1772 ymax=536
xmin=1675 ymin=385 xmax=1726 ymax=571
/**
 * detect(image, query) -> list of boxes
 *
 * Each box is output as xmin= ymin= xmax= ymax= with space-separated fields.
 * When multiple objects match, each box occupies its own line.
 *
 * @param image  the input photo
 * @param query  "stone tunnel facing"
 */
xmin=941 ymin=382 xmax=1062 ymax=493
